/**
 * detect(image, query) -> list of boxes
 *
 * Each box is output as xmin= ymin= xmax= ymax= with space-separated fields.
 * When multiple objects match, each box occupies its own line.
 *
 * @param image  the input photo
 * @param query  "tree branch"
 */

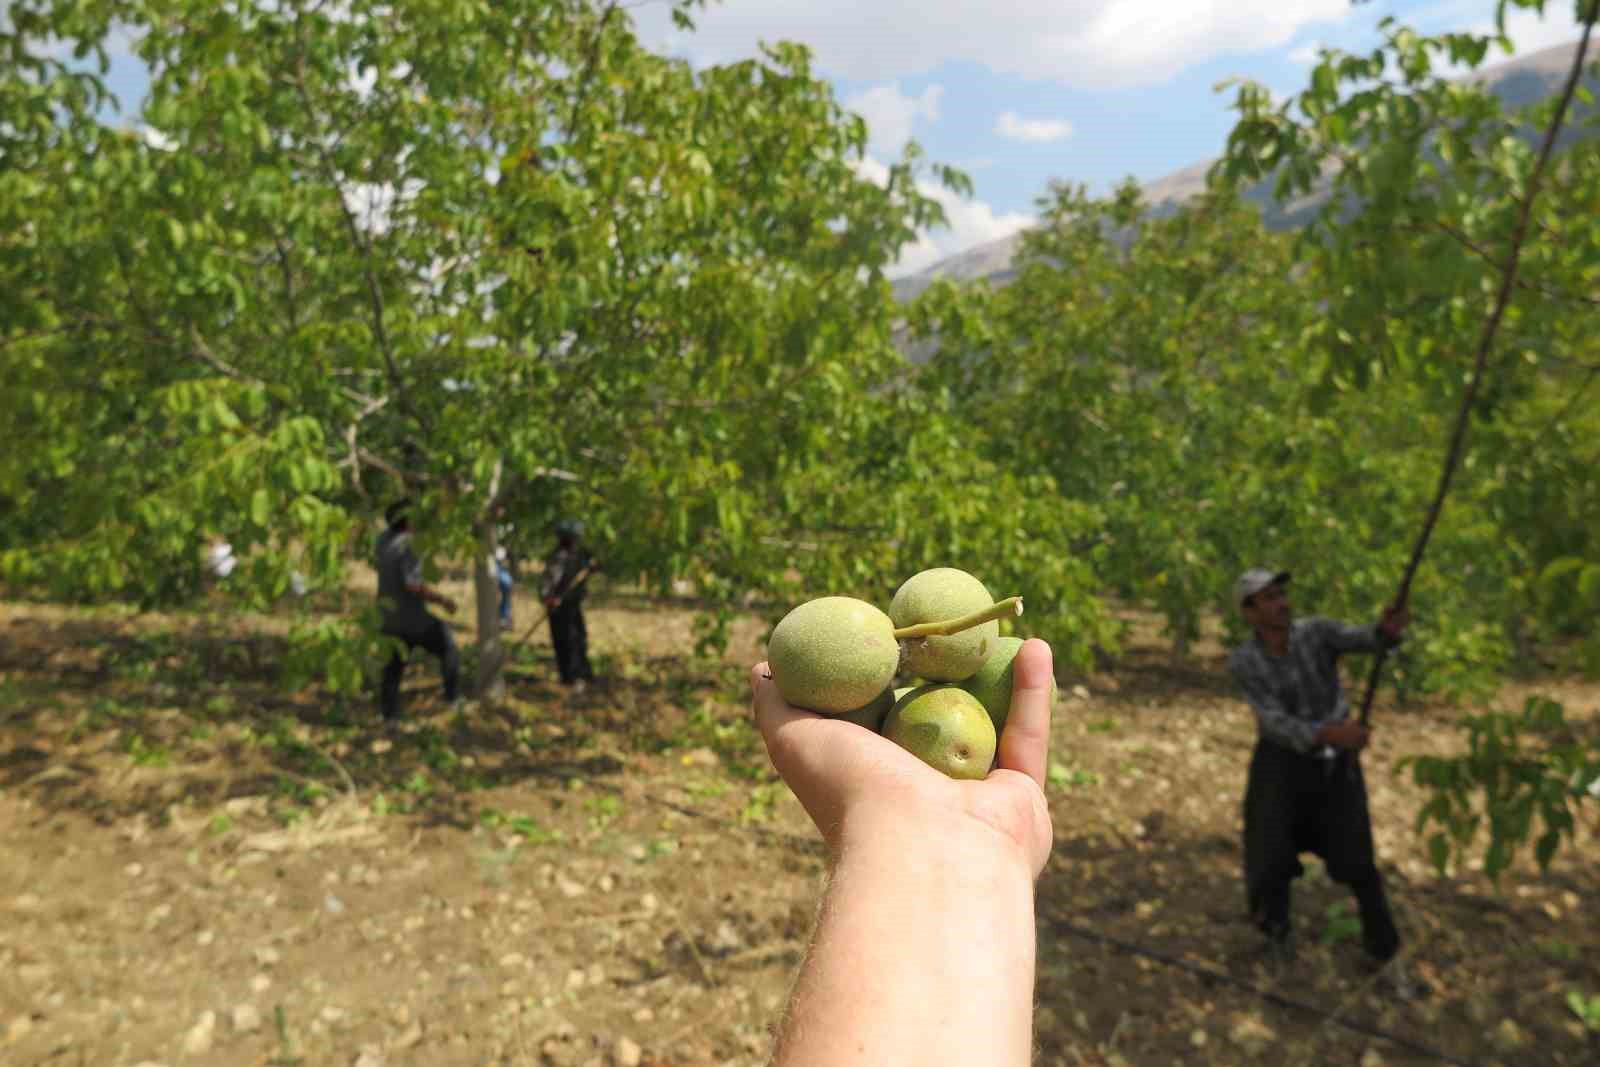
xmin=289 ymin=3 xmax=429 ymax=442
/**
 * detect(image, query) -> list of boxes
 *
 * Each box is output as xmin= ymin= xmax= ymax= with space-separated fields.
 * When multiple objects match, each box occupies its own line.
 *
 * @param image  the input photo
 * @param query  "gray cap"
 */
xmin=1233 ymin=568 xmax=1290 ymax=611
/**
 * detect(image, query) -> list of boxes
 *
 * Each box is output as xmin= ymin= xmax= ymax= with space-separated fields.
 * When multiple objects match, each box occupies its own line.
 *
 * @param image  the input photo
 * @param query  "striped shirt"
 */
xmin=1228 ymin=618 xmax=1398 ymax=754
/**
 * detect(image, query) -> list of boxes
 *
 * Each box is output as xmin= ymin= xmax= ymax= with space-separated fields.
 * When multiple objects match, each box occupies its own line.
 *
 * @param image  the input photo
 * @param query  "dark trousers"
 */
xmin=1243 ymin=739 xmax=1400 ymax=961
xmin=549 ymin=600 xmax=593 ymax=684
xmin=380 ymin=615 xmax=460 ymax=719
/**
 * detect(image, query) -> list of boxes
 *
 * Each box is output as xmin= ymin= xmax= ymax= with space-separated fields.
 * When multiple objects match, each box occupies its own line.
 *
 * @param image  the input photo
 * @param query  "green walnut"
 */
xmin=768 ymin=596 xmax=899 ymax=714
xmin=882 ymin=684 xmax=997 ymax=780
xmin=836 ymin=686 xmax=895 ymax=732
xmin=889 ymin=568 xmax=999 ymax=682
xmin=961 ymin=636 xmax=1055 ymax=738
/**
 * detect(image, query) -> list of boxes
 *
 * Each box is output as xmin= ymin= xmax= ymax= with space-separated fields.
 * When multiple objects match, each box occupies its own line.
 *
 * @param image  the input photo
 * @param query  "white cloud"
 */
xmin=842 ymin=83 xmax=944 ymax=156
xmin=341 ymin=178 xmax=424 ymax=235
xmin=854 ymin=157 xmax=1034 ymax=277
xmin=1287 ymin=43 xmax=1322 ymax=66
xmin=1481 ymin=5 xmax=1586 ymax=59
xmin=633 ymin=0 xmax=1355 ymax=89
xmin=140 ymin=125 xmax=176 ymax=151
xmin=995 ymin=110 xmax=1074 ymax=143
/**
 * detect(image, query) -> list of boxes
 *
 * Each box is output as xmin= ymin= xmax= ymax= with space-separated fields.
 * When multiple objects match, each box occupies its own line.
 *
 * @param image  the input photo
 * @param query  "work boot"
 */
xmin=1374 ymin=958 xmax=1431 ymax=1001
xmin=1259 ymin=928 xmax=1296 ymax=976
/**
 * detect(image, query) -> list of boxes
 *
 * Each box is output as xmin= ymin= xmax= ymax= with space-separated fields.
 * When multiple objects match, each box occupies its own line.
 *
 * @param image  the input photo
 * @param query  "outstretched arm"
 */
xmin=755 ymin=639 xmax=1057 ymax=1067
xmin=401 ymin=550 xmax=455 ymax=614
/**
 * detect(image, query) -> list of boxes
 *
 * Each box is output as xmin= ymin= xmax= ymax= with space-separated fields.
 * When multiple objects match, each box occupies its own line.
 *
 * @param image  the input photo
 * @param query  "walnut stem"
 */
xmin=892 ymin=597 xmax=1023 ymax=641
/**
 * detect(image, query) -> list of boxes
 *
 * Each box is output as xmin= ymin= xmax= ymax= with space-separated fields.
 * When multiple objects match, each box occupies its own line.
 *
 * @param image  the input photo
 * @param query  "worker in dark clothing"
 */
xmin=375 ymin=499 xmax=461 ymax=721
xmin=541 ymin=518 xmax=597 ymax=690
xmin=1228 ymin=567 xmax=1425 ymax=997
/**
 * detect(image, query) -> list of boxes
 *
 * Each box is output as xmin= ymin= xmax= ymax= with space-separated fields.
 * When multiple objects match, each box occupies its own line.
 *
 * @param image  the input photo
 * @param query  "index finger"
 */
xmin=995 ymin=638 xmax=1054 ymax=791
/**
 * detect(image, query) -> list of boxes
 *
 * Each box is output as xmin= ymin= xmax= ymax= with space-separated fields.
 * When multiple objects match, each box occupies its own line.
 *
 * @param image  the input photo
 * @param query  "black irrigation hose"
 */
xmin=1041 ymin=915 xmax=1482 ymax=1067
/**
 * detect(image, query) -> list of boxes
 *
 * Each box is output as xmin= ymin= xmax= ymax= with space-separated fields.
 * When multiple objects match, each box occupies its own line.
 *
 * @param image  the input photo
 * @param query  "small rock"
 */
xmin=1493 ymin=1019 xmax=1528 ymax=1052
xmin=1071 ymin=685 xmax=1090 ymax=700
xmin=250 ymin=974 xmax=272 ymax=995
xmin=125 ymin=863 xmax=144 ymax=878
xmin=324 ymin=894 xmax=346 ymax=915
xmin=392 ymin=1021 xmax=423 ymax=1050
xmin=321 ymin=1005 xmax=347 ymax=1025
xmin=556 ymin=876 xmax=586 ymax=899
xmin=597 ymin=874 xmax=615 ymax=893
xmin=709 ymin=921 xmax=743 ymax=954
xmin=612 ymin=1036 xmax=643 ymax=1067
xmin=254 ymin=946 xmax=280 ymax=967
xmin=370 ymin=739 xmax=393 ymax=755
xmin=1190 ymin=1028 xmax=1208 ymax=1049
xmin=183 ymin=1011 xmax=217 ymax=1056
xmin=231 ymin=1004 xmax=262 ymax=1033
xmin=353 ymin=1046 xmax=385 ymax=1067
xmin=197 ymin=930 xmax=215 ymax=947
xmin=1228 ymin=1013 xmax=1276 ymax=1056
xmin=585 ymin=963 xmax=605 ymax=987
xmin=566 ymin=969 xmax=587 ymax=990
xmin=639 ymin=893 xmax=658 ymax=913
xmin=12 ymin=893 xmax=41 ymax=912
xmin=1360 ymin=1049 xmax=1386 ymax=1067
xmin=7 ymin=1016 xmax=34 ymax=1041
xmin=631 ymin=1008 xmax=654 ymax=1023
xmin=500 ymin=953 xmax=526 ymax=968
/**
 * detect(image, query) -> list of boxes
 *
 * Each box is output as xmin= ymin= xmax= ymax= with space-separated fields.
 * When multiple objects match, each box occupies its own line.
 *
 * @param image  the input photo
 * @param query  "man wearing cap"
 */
xmin=375 ymin=499 xmax=461 ymax=721
xmin=541 ymin=518 xmax=599 ymax=690
xmin=1228 ymin=567 xmax=1415 ymax=984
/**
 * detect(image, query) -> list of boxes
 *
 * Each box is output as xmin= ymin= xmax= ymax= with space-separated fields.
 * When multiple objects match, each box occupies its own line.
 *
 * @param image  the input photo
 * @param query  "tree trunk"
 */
xmin=474 ymin=522 xmax=507 ymax=704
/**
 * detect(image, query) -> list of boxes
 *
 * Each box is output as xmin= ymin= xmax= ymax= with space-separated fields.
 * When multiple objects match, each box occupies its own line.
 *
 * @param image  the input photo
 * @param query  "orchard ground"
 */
xmin=1 ymin=573 xmax=1596 ymax=1067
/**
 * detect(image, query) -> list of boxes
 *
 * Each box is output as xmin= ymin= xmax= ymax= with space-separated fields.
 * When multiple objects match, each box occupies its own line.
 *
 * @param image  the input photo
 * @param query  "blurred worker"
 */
xmin=375 ymin=499 xmax=460 ymax=721
xmin=540 ymin=518 xmax=598 ymax=690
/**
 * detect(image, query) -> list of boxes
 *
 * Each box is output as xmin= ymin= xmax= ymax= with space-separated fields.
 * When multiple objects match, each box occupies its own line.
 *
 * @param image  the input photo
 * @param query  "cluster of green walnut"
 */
xmin=767 ymin=567 xmax=1051 ymax=780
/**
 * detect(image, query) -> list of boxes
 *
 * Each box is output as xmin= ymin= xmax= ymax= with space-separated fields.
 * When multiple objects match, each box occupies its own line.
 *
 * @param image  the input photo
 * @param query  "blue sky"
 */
xmin=635 ymin=0 xmax=1588 ymax=272
xmin=81 ymin=0 xmax=1587 ymax=276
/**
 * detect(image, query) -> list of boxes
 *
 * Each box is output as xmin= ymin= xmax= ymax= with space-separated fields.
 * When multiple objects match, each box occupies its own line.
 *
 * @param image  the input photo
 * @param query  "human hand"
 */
xmin=1315 ymin=720 xmax=1370 ymax=752
xmin=1379 ymin=603 xmax=1410 ymax=641
xmin=752 ymin=638 xmax=1056 ymax=880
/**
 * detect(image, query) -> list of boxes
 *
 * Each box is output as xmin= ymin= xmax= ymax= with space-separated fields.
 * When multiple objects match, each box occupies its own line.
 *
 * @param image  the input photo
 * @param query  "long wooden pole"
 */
xmin=1357 ymin=13 xmax=1596 ymax=727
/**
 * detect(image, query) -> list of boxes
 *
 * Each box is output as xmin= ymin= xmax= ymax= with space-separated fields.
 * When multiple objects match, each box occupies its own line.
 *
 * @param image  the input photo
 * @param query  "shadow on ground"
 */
xmin=0 ymin=609 xmax=752 ymax=828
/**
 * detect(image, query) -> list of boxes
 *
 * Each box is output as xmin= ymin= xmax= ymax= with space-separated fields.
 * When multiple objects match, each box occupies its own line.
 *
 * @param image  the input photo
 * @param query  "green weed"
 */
xmin=1318 ymin=902 xmax=1361 ymax=947
xmin=1567 ymin=990 xmax=1600 ymax=1032
xmin=1047 ymin=761 xmax=1102 ymax=791
xmin=584 ymin=794 xmax=623 ymax=831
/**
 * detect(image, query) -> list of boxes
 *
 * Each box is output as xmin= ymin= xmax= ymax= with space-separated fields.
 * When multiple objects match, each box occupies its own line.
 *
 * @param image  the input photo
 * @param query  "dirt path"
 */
xmin=1 ymin=594 xmax=1597 ymax=1066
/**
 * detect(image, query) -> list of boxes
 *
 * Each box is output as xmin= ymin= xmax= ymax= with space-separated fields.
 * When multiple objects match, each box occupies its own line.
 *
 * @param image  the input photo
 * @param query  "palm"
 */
xmin=754 ymin=639 xmax=1056 ymax=878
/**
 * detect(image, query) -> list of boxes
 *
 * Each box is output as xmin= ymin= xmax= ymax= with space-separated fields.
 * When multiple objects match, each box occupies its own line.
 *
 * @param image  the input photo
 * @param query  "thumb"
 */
xmin=995 ymin=639 xmax=1054 ymax=791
